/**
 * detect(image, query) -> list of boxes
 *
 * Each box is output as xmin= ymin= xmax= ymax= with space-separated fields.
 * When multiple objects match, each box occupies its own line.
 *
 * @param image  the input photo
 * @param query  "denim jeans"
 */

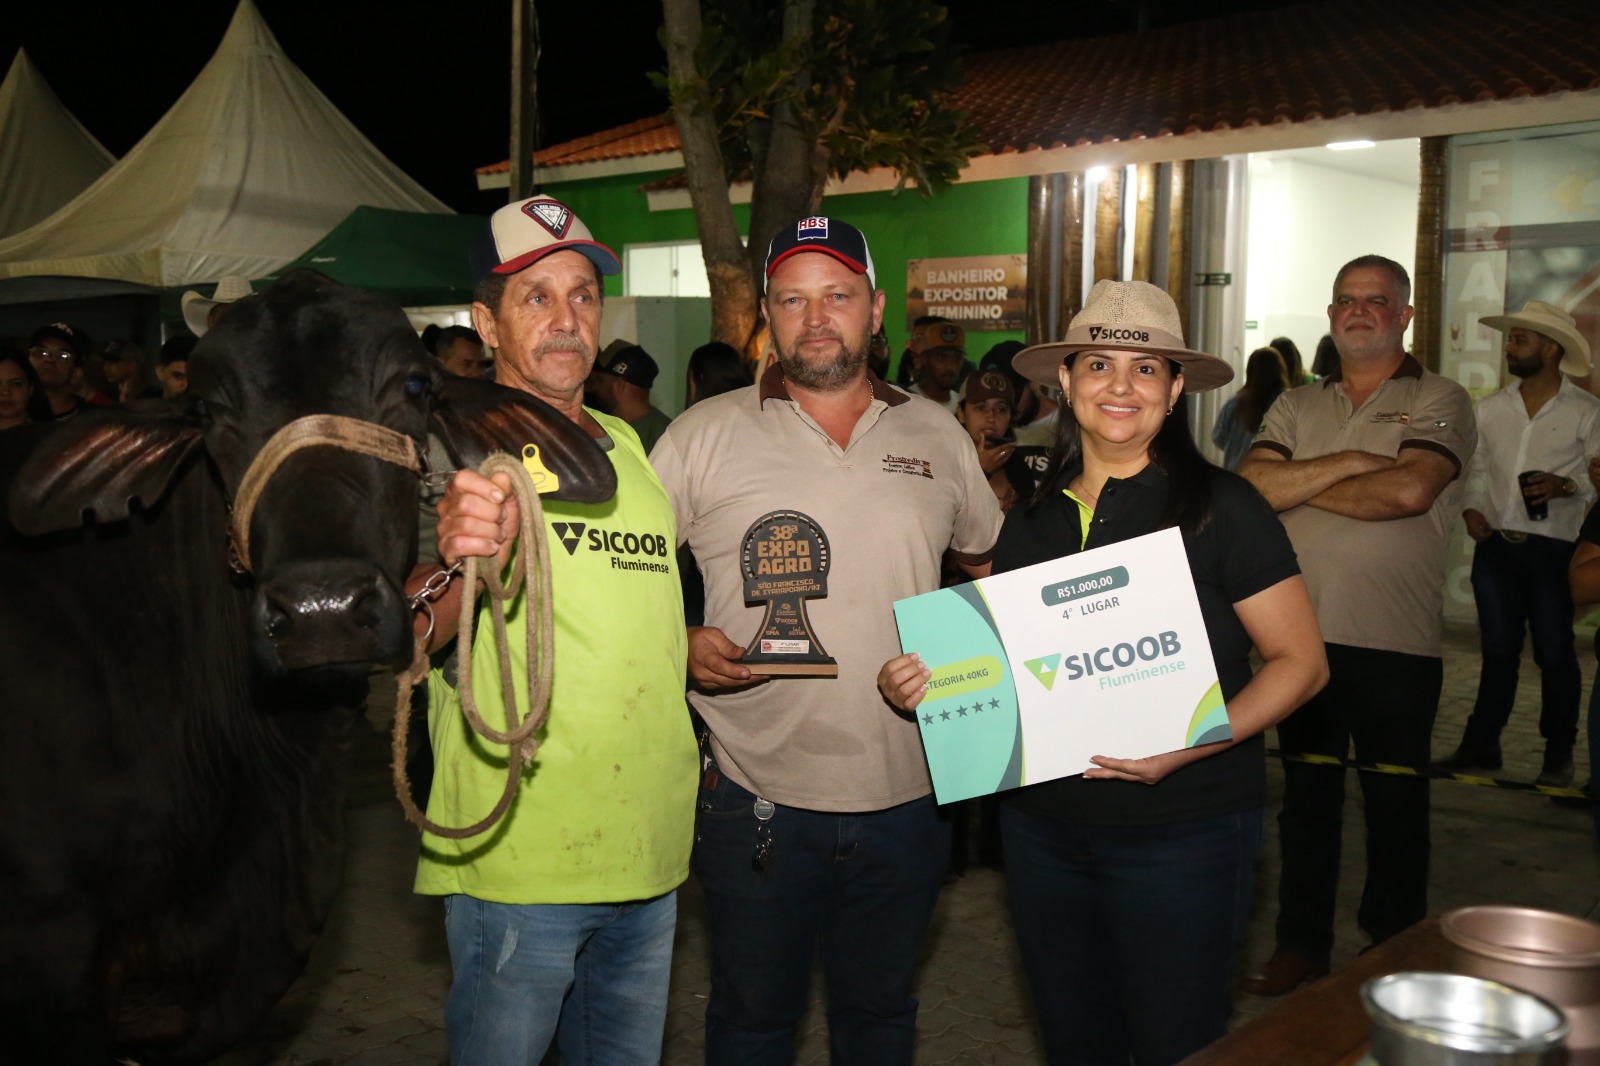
xmin=692 ymin=767 xmax=948 ymax=1066
xmin=1001 ymin=803 xmax=1263 ymax=1066
xmin=1463 ymin=533 xmax=1581 ymax=752
xmin=442 ymin=891 xmax=677 ymax=1066
xmin=1274 ymin=643 xmax=1443 ymax=960
xmin=1587 ymin=646 xmax=1600 ymax=845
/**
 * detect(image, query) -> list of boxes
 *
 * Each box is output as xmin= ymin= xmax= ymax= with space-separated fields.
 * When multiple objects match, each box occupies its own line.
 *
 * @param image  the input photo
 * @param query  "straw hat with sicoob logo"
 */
xmin=1013 ymin=280 xmax=1234 ymax=393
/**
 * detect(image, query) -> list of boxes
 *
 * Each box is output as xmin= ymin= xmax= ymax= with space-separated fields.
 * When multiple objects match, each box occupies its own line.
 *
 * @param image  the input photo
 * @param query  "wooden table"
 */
xmin=1182 ymin=917 xmax=1453 ymax=1065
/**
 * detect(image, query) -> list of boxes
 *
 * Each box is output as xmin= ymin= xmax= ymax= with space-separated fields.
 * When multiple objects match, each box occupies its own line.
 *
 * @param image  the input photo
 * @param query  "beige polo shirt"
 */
xmin=1250 ymin=356 xmax=1475 ymax=658
xmin=651 ymin=367 xmax=1003 ymax=812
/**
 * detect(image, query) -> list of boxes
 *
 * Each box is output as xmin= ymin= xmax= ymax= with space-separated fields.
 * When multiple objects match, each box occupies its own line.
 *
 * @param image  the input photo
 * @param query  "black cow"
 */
xmin=0 ymin=272 xmax=613 ymax=1064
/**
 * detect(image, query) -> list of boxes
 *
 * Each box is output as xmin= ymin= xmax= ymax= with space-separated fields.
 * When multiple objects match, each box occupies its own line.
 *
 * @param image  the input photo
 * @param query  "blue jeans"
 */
xmin=442 ymin=891 xmax=677 ymax=1066
xmin=1001 ymin=803 xmax=1263 ymax=1066
xmin=1464 ymin=533 xmax=1581 ymax=753
xmin=1588 ymin=654 xmax=1600 ymax=845
xmin=692 ymin=767 xmax=948 ymax=1066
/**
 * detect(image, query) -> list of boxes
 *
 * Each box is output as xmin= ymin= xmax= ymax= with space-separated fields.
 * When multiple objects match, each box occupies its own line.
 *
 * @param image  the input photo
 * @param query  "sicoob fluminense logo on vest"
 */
xmin=550 ymin=521 xmax=671 ymax=574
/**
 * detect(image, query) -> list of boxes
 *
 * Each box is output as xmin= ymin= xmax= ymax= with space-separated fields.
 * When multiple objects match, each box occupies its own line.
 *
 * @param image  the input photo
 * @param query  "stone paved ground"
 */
xmin=215 ymin=622 xmax=1600 ymax=1065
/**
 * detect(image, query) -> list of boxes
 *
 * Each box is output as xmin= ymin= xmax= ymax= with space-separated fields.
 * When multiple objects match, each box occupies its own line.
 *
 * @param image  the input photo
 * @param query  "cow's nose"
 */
xmin=252 ymin=561 xmax=410 ymax=672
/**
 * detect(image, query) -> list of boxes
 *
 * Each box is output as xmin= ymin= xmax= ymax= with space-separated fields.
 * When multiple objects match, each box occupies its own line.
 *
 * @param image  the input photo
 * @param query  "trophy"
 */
xmin=738 ymin=510 xmax=837 ymax=677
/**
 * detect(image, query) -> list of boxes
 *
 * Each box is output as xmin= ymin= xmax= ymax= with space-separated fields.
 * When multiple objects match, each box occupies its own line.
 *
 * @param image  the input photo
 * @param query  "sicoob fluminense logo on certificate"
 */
xmin=738 ymin=510 xmax=838 ymax=678
xmin=892 ymin=527 xmax=1228 ymax=803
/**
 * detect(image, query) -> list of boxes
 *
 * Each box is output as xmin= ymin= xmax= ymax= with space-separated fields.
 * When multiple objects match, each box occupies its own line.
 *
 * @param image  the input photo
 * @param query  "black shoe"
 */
xmin=1535 ymin=755 xmax=1575 ymax=789
xmin=1432 ymin=744 xmax=1502 ymax=773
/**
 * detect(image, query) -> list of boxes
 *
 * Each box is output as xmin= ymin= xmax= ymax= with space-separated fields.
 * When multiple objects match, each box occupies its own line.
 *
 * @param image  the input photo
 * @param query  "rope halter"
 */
xmin=227 ymin=414 xmax=422 ymax=574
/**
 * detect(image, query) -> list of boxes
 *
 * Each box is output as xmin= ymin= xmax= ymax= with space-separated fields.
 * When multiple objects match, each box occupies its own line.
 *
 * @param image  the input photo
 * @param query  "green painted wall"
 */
xmin=544 ymin=170 xmax=750 ymax=287
xmin=544 ymin=169 xmax=1029 ymax=377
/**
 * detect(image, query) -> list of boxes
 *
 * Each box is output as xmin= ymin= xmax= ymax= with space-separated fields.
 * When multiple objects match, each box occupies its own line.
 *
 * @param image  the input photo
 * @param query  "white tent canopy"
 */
xmin=0 ymin=0 xmax=448 ymax=288
xmin=0 ymin=50 xmax=115 ymax=240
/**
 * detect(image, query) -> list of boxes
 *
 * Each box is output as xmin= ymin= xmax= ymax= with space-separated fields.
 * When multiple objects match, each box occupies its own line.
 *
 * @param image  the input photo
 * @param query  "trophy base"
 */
xmin=744 ymin=660 xmax=839 ymax=678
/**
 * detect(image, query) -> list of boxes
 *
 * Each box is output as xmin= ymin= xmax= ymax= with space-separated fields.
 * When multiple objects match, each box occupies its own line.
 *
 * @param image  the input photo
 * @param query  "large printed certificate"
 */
xmin=892 ymin=527 xmax=1229 ymax=804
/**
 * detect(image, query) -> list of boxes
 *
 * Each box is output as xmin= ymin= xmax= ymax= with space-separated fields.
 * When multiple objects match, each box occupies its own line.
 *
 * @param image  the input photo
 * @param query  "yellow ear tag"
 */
xmin=520 ymin=443 xmax=561 ymax=495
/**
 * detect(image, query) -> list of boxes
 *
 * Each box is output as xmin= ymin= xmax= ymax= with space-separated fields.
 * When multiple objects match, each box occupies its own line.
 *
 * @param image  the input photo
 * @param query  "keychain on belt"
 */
xmin=752 ymin=797 xmax=776 ymax=872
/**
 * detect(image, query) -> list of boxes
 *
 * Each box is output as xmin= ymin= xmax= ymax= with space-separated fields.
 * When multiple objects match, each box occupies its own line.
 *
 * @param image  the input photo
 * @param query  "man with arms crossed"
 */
xmin=651 ymin=217 xmax=1002 ymax=1065
xmin=1238 ymin=255 xmax=1476 ymax=996
xmin=407 ymin=196 xmax=698 ymax=1064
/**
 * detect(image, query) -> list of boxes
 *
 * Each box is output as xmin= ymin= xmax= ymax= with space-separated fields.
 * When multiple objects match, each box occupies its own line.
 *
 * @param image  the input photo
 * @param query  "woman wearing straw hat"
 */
xmin=882 ymin=280 xmax=1329 ymax=1064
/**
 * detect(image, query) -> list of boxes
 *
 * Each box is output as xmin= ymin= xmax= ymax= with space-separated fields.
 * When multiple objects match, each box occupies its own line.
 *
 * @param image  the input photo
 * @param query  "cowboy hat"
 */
xmin=1480 ymin=300 xmax=1591 ymax=377
xmin=181 ymin=275 xmax=255 ymax=336
xmin=1013 ymin=279 xmax=1234 ymax=393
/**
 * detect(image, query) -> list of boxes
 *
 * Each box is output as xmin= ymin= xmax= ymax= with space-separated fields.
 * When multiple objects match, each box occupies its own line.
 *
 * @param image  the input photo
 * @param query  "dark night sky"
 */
xmin=0 ymin=0 xmax=1305 ymax=215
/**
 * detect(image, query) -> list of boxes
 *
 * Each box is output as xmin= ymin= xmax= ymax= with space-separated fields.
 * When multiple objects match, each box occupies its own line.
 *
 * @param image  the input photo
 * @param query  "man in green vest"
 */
xmin=404 ymin=195 xmax=698 ymax=1066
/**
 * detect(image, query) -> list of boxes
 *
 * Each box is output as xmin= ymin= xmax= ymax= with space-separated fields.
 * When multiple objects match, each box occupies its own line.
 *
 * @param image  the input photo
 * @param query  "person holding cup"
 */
xmin=1438 ymin=301 xmax=1600 ymax=788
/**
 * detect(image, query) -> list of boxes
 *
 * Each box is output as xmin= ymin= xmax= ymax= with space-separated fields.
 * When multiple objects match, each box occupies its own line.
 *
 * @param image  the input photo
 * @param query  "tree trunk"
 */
xmin=746 ymin=0 xmax=824 ymax=294
xmin=663 ymin=0 xmax=759 ymax=348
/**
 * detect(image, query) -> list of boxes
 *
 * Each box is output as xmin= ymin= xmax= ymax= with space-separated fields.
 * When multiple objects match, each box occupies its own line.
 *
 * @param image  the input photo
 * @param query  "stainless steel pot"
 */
xmin=1362 ymin=971 xmax=1567 ymax=1065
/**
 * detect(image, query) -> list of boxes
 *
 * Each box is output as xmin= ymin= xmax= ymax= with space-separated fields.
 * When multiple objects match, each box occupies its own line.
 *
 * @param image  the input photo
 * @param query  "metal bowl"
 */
xmin=1363 ymin=971 xmax=1568 ymax=1065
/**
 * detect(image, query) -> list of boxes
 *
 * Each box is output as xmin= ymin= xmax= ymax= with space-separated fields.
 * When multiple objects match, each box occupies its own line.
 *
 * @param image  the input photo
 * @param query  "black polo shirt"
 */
xmin=994 ymin=461 xmax=1300 ymax=826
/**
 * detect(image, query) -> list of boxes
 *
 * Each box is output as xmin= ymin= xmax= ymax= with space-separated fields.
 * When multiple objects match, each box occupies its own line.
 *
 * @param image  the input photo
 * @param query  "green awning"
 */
xmin=161 ymin=205 xmax=487 ymax=319
xmin=260 ymin=205 xmax=487 ymax=307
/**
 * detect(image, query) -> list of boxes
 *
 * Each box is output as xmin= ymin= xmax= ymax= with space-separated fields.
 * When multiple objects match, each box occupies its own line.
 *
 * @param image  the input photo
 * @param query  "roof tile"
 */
xmin=475 ymin=114 xmax=679 ymax=174
xmin=481 ymin=0 xmax=1600 ymax=175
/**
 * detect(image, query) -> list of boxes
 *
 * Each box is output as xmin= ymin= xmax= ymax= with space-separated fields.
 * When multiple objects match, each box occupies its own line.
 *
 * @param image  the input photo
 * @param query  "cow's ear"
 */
xmin=428 ymin=376 xmax=617 ymax=504
xmin=8 ymin=401 xmax=207 ymax=535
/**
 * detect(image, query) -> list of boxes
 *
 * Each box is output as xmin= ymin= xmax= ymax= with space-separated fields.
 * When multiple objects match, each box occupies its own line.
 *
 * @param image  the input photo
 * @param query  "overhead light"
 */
xmin=1086 ymin=166 xmax=1108 ymax=181
xmin=1326 ymin=140 xmax=1376 ymax=151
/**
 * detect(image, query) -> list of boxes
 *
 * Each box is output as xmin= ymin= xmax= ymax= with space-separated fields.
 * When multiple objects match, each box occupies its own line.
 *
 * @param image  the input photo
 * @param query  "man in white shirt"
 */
xmin=1438 ymin=300 xmax=1600 ymax=787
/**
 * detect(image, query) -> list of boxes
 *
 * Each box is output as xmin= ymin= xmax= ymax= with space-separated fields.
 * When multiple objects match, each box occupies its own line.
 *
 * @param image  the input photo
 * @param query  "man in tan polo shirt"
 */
xmin=650 ymin=216 xmax=1002 ymax=1065
xmin=1237 ymin=254 xmax=1476 ymax=997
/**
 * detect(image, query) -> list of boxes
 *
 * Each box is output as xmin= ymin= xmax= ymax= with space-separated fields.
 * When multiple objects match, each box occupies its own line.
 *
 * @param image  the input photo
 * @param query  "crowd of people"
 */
xmin=0 ymin=274 xmax=256 ymax=430
xmin=7 ymin=197 xmax=1596 ymax=1066
xmin=395 ymin=197 xmax=1600 ymax=1066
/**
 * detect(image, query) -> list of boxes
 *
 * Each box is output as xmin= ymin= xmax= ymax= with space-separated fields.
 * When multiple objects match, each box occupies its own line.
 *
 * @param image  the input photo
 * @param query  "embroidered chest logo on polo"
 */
xmin=882 ymin=452 xmax=934 ymax=479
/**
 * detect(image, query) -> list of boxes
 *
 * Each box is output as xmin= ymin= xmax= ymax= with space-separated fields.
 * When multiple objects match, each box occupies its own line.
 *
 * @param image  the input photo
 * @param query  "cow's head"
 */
xmin=9 ymin=271 xmax=616 ymax=677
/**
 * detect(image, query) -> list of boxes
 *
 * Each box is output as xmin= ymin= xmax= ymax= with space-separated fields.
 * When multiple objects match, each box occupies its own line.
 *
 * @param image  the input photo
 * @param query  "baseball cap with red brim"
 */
xmin=763 ymin=216 xmax=877 ymax=290
xmin=472 ymin=196 xmax=621 ymax=282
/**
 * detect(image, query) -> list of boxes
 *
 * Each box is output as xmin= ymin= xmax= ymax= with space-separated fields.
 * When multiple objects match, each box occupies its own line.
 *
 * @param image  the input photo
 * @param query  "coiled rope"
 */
xmin=391 ymin=452 xmax=555 ymax=838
